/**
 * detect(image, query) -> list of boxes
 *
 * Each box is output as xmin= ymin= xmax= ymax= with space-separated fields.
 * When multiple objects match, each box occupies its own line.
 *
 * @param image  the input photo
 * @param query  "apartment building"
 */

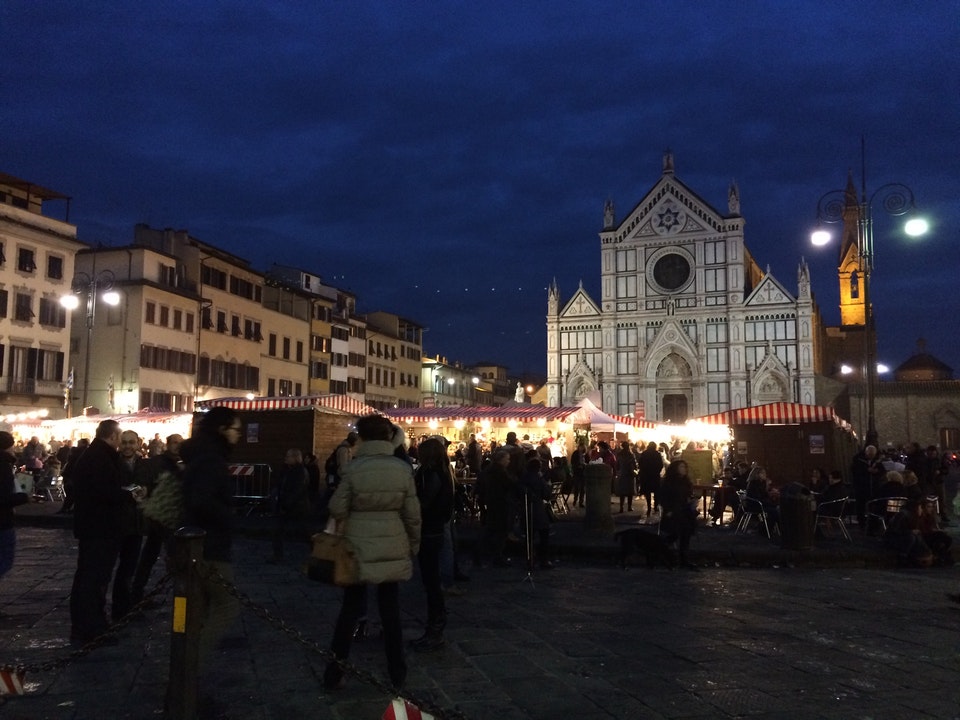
xmin=364 ymin=311 xmax=424 ymax=410
xmin=0 ymin=172 xmax=82 ymax=417
xmin=261 ymin=281 xmax=311 ymax=397
xmin=135 ymin=225 xmax=266 ymax=404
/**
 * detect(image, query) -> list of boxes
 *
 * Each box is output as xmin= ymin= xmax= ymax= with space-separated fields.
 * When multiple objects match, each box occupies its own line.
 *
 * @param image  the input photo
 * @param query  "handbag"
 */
xmin=304 ymin=520 xmax=359 ymax=586
xmin=141 ymin=471 xmax=184 ymax=529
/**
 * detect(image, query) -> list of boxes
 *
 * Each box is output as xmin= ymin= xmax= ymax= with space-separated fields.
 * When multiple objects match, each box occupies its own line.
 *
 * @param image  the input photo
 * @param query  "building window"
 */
xmin=278 ymin=379 xmax=293 ymax=396
xmin=47 ymin=255 xmax=64 ymax=280
xmin=704 ymin=268 xmax=726 ymax=292
xmin=159 ymin=305 xmax=170 ymax=327
xmin=145 ymin=302 xmax=156 ymax=324
xmin=269 ymin=333 xmax=277 ymax=356
xmin=159 ymin=264 xmax=177 ymax=287
xmin=186 ymin=312 xmax=195 ymax=333
xmin=296 ymin=340 xmax=303 ymax=363
xmin=38 ymin=297 xmax=67 ymax=328
xmin=706 ymin=322 xmax=728 ymax=344
xmin=615 ymin=275 xmax=637 ymax=299
xmin=17 ymin=248 xmax=37 ymax=273
xmin=616 ymin=384 xmax=639 ymax=417
xmin=850 ymin=271 xmax=859 ymax=299
xmin=704 ymin=241 xmax=726 ymax=264
xmin=201 ymin=265 xmax=227 ymax=290
xmin=282 ymin=337 xmax=290 ymax=360
xmin=616 ymin=351 xmax=638 ymax=375
xmin=616 ymin=327 xmax=638 ymax=348
xmin=615 ymin=249 xmax=637 ymax=273
xmin=707 ymin=382 xmax=730 ymax=414
xmin=706 ymin=347 xmax=728 ymax=372
xmin=14 ymin=293 xmax=32 ymax=321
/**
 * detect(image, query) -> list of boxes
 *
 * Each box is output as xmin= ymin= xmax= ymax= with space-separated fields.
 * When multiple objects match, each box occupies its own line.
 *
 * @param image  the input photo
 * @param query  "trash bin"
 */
xmin=779 ymin=482 xmax=817 ymax=550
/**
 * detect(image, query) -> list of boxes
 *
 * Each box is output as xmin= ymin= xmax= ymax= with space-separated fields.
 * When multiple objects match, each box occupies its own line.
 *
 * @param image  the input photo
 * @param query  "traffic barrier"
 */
xmin=229 ymin=463 xmax=273 ymax=514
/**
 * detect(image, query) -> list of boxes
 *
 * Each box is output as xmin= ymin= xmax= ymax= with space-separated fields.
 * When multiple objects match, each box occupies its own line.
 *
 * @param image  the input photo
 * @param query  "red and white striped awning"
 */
xmin=196 ymin=394 xmax=378 ymax=416
xmin=607 ymin=412 xmax=658 ymax=430
xmin=381 ymin=405 xmax=590 ymax=425
xmin=694 ymin=402 xmax=846 ymax=427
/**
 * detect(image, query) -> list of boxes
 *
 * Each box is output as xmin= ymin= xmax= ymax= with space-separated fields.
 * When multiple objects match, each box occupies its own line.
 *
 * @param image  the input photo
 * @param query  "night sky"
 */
xmin=4 ymin=1 xmax=958 ymax=377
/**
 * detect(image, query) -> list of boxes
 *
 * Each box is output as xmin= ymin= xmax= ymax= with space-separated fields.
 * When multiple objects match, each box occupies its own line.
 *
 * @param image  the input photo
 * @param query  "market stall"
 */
xmin=194 ymin=395 xmax=378 ymax=465
xmin=693 ymin=402 xmax=858 ymax=485
xmin=4 ymin=410 xmax=193 ymax=446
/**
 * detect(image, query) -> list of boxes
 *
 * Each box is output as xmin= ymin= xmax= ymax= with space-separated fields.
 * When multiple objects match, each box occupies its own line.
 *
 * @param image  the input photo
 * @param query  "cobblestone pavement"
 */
xmin=1 ymin=526 xmax=959 ymax=720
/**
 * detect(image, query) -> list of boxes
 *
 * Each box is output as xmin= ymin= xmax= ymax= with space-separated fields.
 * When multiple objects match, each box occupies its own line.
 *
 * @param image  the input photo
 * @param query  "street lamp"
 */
xmin=60 ymin=269 xmax=121 ymax=411
xmin=812 ymin=139 xmax=928 ymax=444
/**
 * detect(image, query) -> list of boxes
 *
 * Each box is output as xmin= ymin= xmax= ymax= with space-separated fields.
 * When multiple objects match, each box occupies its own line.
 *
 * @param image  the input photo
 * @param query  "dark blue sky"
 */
xmin=3 ymin=1 xmax=959 ymax=376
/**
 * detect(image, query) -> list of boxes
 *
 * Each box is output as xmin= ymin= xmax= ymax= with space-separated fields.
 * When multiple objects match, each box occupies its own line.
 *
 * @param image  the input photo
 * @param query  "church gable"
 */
xmin=744 ymin=272 xmax=795 ymax=307
xmin=752 ymin=349 xmax=792 ymax=403
xmin=642 ymin=319 xmax=700 ymax=375
xmin=560 ymin=286 xmax=601 ymax=318
xmin=605 ymin=176 xmax=725 ymax=245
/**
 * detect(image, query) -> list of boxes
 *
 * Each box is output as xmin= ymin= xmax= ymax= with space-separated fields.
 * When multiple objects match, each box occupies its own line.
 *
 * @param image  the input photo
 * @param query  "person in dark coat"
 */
xmin=570 ymin=441 xmax=588 ymax=509
xmin=659 ymin=459 xmax=697 ymax=569
xmin=615 ymin=441 xmax=638 ymax=513
xmin=637 ymin=441 xmax=663 ymax=517
xmin=517 ymin=457 xmax=554 ymax=569
xmin=1 ymin=431 xmax=30 ymax=599
xmin=411 ymin=437 xmax=454 ymax=651
xmin=476 ymin=450 xmax=514 ymax=567
xmin=57 ymin=437 xmax=89 ymax=514
xmin=68 ymin=419 xmax=127 ymax=644
xmin=180 ymin=406 xmax=242 ymax=669
xmin=271 ymin=448 xmax=312 ymax=562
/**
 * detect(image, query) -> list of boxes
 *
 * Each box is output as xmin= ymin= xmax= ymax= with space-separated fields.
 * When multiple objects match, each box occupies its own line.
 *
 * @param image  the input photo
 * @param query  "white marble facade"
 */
xmin=546 ymin=153 xmax=821 ymax=421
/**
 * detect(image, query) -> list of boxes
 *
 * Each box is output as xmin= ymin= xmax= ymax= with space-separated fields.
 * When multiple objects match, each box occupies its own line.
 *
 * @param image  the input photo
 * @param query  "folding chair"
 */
xmin=815 ymin=497 xmax=851 ymax=541
xmin=549 ymin=480 xmax=568 ymax=516
xmin=865 ymin=496 xmax=908 ymax=533
xmin=736 ymin=491 xmax=777 ymax=538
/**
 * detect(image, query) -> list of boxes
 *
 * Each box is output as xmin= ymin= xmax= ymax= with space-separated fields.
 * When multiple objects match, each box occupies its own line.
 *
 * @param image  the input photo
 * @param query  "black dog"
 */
xmin=615 ymin=527 xmax=676 ymax=569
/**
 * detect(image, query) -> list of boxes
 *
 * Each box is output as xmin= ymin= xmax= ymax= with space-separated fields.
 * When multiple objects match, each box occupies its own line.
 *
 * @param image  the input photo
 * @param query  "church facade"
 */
xmin=545 ymin=153 xmax=824 ymax=422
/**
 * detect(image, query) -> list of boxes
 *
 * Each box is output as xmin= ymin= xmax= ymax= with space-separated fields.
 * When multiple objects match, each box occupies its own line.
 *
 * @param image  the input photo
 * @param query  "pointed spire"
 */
xmin=845 ymin=169 xmax=857 ymax=206
xmin=728 ymin=179 xmax=740 ymax=215
xmin=603 ymin=199 xmax=615 ymax=229
xmin=548 ymin=278 xmax=559 ymax=299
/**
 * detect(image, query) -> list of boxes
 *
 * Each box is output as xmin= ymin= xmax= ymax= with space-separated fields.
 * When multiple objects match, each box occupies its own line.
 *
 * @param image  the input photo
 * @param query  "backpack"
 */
xmin=141 ymin=470 xmax=184 ymax=530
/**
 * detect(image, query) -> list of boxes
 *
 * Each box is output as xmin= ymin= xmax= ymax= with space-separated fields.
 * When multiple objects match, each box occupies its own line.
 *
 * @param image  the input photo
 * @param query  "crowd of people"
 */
xmin=3 ymin=419 xmax=959 ymax=703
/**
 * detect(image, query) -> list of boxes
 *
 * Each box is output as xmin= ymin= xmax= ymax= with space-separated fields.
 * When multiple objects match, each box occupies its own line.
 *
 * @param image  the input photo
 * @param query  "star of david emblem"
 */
xmin=657 ymin=208 xmax=681 ymax=231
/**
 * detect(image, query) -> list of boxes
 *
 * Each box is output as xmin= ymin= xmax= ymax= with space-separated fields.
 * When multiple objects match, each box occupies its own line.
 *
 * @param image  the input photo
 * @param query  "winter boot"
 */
xmin=411 ymin=614 xmax=446 ymax=652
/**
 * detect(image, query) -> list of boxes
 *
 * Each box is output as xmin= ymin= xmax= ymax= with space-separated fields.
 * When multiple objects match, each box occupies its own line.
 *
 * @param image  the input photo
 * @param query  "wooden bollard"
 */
xmin=166 ymin=527 xmax=206 ymax=720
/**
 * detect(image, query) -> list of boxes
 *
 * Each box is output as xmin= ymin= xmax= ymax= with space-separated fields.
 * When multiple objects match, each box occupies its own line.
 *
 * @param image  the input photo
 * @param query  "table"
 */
xmin=692 ymin=483 xmax=721 ymax=520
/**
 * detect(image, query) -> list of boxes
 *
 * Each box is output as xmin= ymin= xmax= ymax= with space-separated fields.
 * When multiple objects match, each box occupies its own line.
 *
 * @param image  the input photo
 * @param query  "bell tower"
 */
xmin=838 ymin=172 xmax=865 ymax=327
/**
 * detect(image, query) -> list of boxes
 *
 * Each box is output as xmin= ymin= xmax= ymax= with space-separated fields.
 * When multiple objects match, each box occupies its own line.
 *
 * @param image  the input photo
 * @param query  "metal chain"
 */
xmin=1 ymin=572 xmax=174 ymax=676
xmin=207 ymin=567 xmax=472 ymax=720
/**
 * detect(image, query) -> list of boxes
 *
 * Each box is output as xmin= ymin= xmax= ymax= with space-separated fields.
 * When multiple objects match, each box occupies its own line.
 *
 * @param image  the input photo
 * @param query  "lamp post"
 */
xmin=60 ymin=269 xmax=121 ymax=412
xmin=812 ymin=139 xmax=928 ymax=444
